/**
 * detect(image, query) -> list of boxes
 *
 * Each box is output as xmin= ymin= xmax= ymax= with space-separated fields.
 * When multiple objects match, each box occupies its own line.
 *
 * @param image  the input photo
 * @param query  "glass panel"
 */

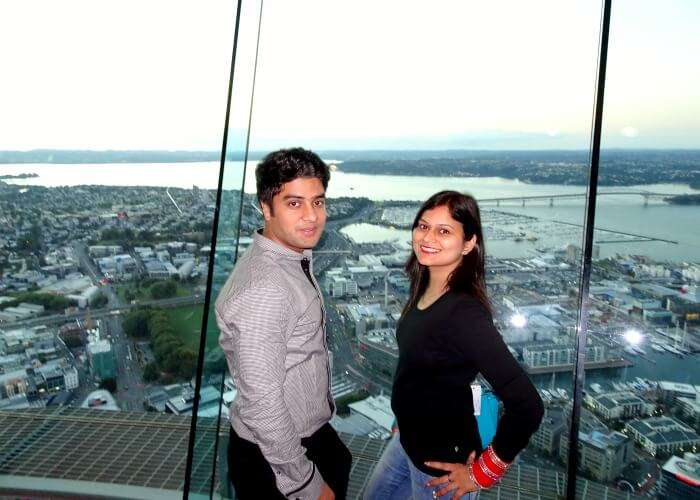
xmin=203 ymin=1 xmax=607 ymax=499
xmin=579 ymin=1 xmax=700 ymax=499
xmin=0 ymin=1 xmax=235 ymax=498
xmin=186 ymin=1 xmax=264 ymax=498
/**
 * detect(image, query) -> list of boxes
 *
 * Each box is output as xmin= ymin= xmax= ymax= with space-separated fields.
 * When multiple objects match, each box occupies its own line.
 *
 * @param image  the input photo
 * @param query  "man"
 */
xmin=215 ymin=148 xmax=351 ymax=500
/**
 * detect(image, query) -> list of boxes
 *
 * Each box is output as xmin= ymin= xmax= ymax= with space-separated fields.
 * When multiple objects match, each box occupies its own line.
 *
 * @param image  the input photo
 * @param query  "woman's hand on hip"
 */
xmin=424 ymin=451 xmax=478 ymax=499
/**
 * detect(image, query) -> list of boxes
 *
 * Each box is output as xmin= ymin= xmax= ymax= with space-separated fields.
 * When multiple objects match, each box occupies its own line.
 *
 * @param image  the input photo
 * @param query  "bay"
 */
xmin=2 ymin=161 xmax=699 ymax=262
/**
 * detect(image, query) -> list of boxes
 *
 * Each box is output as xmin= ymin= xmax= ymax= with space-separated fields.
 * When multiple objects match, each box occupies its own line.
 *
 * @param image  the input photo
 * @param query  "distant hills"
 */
xmin=2 ymin=149 xmax=699 ymax=188
xmin=0 ymin=150 xmax=224 ymax=164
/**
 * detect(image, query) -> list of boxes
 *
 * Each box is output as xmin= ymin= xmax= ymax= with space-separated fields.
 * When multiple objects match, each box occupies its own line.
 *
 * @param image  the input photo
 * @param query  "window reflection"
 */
xmin=578 ymin=1 xmax=700 ymax=499
xmin=0 ymin=1 xmax=235 ymax=498
xmin=205 ymin=2 xmax=618 ymax=498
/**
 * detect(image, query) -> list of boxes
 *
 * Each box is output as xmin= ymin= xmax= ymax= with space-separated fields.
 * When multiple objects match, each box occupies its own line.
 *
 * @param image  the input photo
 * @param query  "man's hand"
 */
xmin=318 ymin=481 xmax=335 ymax=500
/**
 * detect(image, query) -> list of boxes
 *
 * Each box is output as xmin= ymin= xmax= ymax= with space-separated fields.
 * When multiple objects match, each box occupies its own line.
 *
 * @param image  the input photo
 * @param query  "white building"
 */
xmin=626 ymin=416 xmax=700 ymax=456
xmin=63 ymin=367 xmax=79 ymax=390
xmin=590 ymin=391 xmax=651 ymax=420
xmin=348 ymin=394 xmax=395 ymax=435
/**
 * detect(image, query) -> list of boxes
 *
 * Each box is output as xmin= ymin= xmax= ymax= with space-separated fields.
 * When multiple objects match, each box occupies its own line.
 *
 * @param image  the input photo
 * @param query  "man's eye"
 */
xmin=289 ymin=201 xmax=300 ymax=207
xmin=314 ymin=199 xmax=325 ymax=207
xmin=418 ymin=224 xmax=428 ymax=230
xmin=440 ymin=229 xmax=450 ymax=235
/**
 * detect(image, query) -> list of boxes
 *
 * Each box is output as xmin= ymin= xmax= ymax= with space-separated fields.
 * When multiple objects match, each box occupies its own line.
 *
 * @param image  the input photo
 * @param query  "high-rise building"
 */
xmin=87 ymin=339 xmax=116 ymax=381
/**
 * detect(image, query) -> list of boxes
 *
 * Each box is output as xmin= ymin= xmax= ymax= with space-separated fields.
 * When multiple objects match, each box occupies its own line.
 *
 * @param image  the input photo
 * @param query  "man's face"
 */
xmin=261 ymin=177 xmax=327 ymax=253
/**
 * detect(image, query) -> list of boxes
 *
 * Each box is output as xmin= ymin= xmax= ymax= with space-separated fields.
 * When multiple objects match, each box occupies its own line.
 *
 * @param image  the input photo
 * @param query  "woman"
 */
xmin=364 ymin=191 xmax=544 ymax=499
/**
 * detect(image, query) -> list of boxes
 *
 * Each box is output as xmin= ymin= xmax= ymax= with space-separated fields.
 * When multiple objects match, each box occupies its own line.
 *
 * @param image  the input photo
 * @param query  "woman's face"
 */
xmin=412 ymin=205 xmax=476 ymax=272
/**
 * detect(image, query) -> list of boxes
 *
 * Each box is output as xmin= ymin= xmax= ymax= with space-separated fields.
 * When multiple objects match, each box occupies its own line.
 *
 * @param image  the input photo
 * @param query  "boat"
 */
xmin=665 ymin=345 xmax=684 ymax=356
xmin=651 ymin=344 xmax=666 ymax=353
xmin=624 ymin=346 xmax=639 ymax=356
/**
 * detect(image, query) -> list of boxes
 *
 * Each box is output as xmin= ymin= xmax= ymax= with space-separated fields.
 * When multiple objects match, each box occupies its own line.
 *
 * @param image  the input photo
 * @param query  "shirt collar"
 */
xmin=253 ymin=229 xmax=313 ymax=261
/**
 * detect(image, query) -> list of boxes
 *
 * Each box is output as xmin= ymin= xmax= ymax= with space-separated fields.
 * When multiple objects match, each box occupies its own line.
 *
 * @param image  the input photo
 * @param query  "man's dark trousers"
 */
xmin=228 ymin=423 xmax=352 ymax=499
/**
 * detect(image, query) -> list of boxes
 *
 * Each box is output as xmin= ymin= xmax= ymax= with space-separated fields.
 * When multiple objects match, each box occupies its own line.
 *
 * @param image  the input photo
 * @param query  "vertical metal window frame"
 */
xmin=183 ymin=0 xmax=265 ymax=498
xmin=566 ymin=0 xmax=611 ymax=498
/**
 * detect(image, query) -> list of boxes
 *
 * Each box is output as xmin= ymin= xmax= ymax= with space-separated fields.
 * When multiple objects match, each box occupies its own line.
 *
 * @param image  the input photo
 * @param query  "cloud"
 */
xmin=621 ymin=126 xmax=639 ymax=138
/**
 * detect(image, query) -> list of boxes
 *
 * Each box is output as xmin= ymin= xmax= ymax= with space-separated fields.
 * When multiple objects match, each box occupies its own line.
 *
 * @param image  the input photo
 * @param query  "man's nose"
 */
xmin=302 ymin=202 xmax=317 ymax=221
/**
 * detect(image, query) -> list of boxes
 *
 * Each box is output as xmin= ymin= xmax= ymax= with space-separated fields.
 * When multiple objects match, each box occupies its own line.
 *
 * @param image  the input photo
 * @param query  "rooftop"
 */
xmin=0 ymin=408 xmax=638 ymax=499
xmin=0 ymin=407 xmax=218 ymax=499
xmin=662 ymin=453 xmax=700 ymax=486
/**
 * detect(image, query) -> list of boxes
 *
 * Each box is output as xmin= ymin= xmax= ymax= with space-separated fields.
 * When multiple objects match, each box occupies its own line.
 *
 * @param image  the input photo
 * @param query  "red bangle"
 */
xmin=466 ymin=462 xmax=482 ymax=490
xmin=470 ymin=459 xmax=498 ymax=488
xmin=483 ymin=445 xmax=510 ymax=474
xmin=469 ymin=446 xmax=511 ymax=489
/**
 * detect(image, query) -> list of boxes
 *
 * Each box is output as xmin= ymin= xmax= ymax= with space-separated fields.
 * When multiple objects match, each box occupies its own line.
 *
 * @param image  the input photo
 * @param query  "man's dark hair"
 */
xmin=255 ymin=148 xmax=330 ymax=210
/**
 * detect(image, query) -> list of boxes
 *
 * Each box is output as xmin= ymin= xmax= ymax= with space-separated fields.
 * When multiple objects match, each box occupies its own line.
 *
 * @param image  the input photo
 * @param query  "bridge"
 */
xmin=478 ymin=191 xmax=680 ymax=207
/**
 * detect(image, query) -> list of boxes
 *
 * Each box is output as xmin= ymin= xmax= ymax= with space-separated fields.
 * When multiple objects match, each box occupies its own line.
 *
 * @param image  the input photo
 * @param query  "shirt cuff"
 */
xmin=277 ymin=461 xmax=323 ymax=500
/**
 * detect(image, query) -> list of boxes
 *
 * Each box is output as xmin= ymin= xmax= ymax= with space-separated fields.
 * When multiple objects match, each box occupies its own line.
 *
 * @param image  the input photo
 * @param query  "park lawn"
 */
xmin=175 ymin=281 xmax=198 ymax=297
xmin=116 ymin=281 xmax=198 ymax=303
xmin=163 ymin=305 xmax=218 ymax=352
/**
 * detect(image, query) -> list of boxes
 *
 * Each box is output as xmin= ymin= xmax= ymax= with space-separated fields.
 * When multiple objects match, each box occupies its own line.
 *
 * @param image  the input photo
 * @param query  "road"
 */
xmin=103 ymin=314 xmax=148 ymax=410
xmin=71 ymin=241 xmax=101 ymax=282
xmin=315 ymin=204 xmax=399 ymax=387
xmin=69 ymin=241 xmax=152 ymax=410
xmin=5 ymin=294 xmax=204 ymax=329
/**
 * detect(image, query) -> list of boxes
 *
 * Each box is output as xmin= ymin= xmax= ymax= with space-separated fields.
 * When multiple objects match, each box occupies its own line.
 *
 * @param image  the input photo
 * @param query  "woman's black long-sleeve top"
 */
xmin=390 ymin=290 xmax=544 ymax=476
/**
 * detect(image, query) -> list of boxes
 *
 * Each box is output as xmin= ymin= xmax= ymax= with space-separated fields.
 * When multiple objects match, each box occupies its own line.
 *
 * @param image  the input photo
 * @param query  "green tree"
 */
xmin=153 ymin=336 xmax=181 ymax=363
xmin=62 ymin=332 xmax=85 ymax=348
xmin=143 ymin=362 xmax=160 ymax=382
xmin=90 ymin=292 xmax=108 ymax=308
xmin=122 ymin=310 xmax=150 ymax=338
xmin=149 ymin=280 xmax=178 ymax=300
xmin=1 ymin=292 xmax=74 ymax=312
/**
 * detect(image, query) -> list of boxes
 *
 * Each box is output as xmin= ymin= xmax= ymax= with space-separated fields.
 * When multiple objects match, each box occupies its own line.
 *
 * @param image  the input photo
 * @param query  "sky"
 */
xmin=1 ymin=0 xmax=699 ymax=151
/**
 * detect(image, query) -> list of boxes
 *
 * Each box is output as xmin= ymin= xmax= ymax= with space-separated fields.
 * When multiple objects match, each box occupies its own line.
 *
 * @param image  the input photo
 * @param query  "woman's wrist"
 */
xmin=466 ymin=462 xmax=482 ymax=490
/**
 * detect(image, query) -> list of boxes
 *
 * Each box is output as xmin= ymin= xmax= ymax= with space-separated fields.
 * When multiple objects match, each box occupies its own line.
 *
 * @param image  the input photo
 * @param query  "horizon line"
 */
xmin=3 ymin=147 xmax=700 ymax=154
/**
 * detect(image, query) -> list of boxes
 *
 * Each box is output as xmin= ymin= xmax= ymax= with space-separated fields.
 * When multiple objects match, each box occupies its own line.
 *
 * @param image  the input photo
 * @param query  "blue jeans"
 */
xmin=364 ymin=433 xmax=479 ymax=500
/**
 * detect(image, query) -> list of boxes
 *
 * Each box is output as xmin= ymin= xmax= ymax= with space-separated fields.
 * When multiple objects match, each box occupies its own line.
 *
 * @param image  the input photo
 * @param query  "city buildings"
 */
xmin=1 ymin=2 xmax=700 ymax=498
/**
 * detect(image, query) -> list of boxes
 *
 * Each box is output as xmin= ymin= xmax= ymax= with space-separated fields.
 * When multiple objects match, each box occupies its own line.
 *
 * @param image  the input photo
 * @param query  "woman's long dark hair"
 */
xmin=402 ymin=190 xmax=491 ymax=317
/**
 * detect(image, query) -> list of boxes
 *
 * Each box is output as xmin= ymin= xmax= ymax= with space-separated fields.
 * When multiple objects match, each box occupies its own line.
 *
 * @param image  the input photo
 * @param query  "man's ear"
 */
xmin=261 ymin=201 xmax=272 ymax=221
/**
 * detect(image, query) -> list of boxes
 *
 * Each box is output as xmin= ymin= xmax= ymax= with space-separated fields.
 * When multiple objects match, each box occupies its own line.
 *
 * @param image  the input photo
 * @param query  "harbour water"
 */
xmin=3 ymin=161 xmax=700 ymax=261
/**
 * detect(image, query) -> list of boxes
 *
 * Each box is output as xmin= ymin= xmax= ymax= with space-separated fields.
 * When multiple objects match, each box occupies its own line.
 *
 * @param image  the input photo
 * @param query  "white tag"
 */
xmin=471 ymin=383 xmax=482 ymax=416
